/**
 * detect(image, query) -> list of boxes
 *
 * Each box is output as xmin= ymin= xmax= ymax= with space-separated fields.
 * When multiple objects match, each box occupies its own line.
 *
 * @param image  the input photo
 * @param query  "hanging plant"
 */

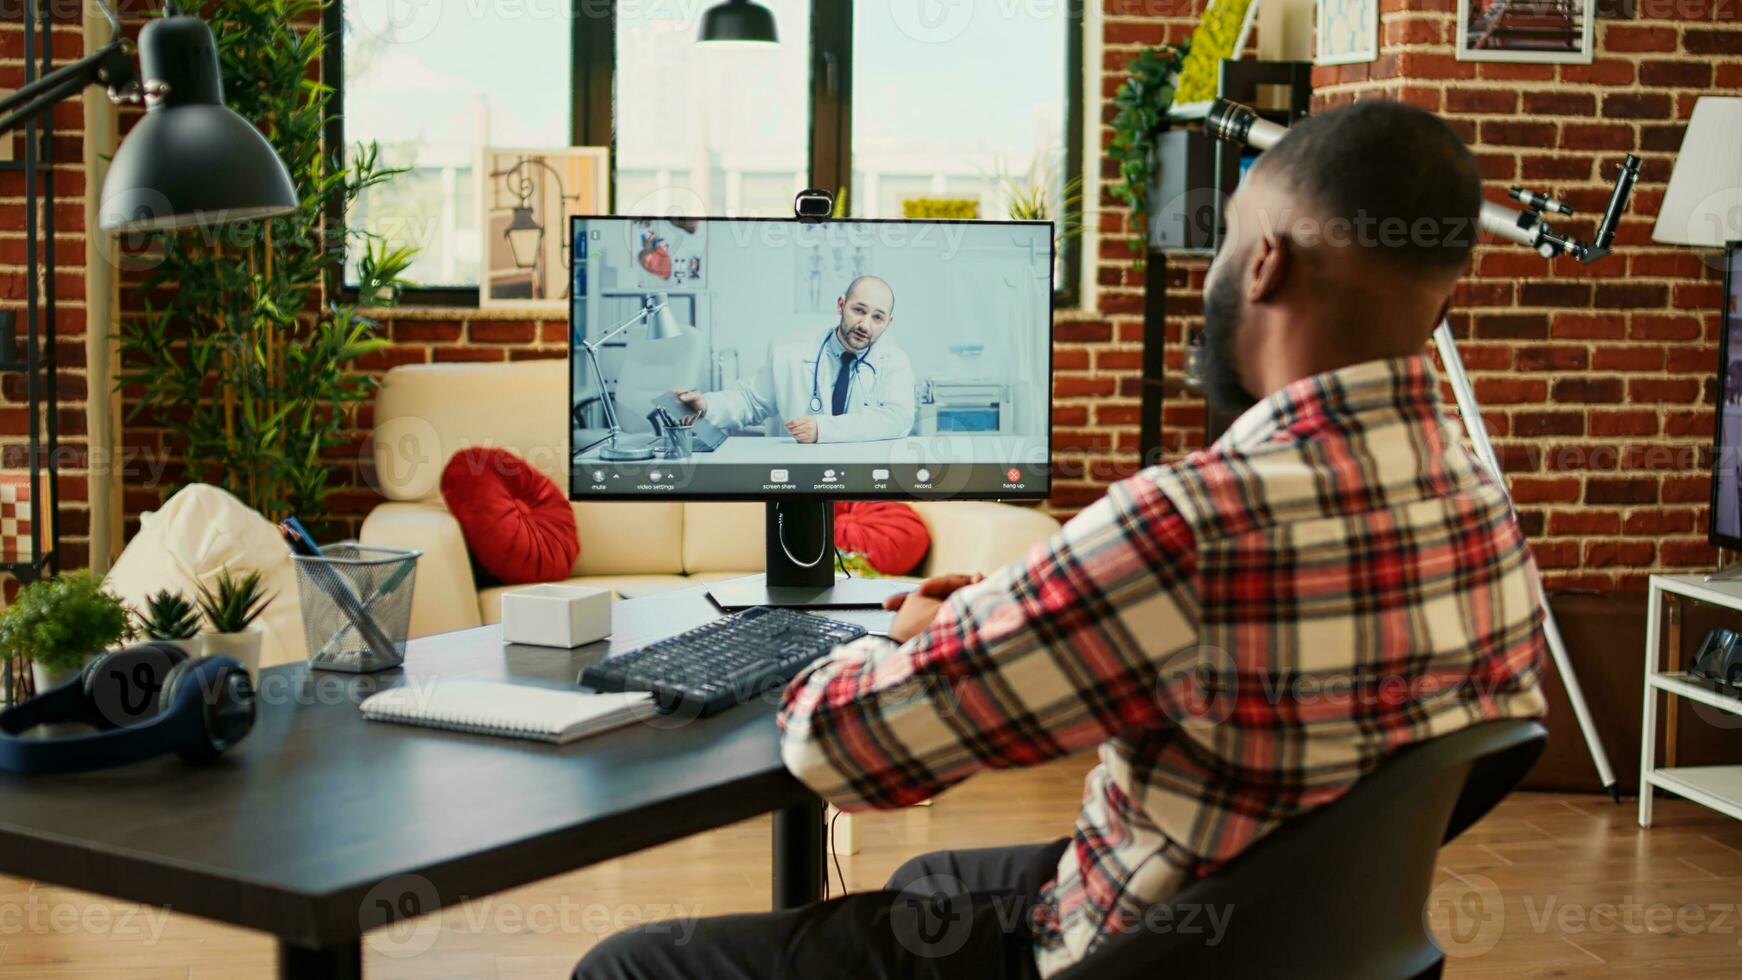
xmin=117 ymin=0 xmax=416 ymax=523
xmin=1106 ymin=40 xmax=1191 ymax=264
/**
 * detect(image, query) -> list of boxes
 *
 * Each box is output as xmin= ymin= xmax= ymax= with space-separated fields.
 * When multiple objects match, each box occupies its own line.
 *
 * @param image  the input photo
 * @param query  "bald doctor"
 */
xmin=676 ymin=276 xmax=916 ymax=443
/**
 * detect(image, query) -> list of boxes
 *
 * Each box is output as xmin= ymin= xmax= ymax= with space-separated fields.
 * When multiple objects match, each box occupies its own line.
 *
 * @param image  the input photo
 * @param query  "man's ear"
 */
xmin=1247 ymin=232 xmax=1289 ymax=305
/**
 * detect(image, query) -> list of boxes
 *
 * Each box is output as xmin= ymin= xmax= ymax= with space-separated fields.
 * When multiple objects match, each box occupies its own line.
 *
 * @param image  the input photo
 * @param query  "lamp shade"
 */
xmin=1652 ymin=96 xmax=1742 ymax=248
xmin=699 ymin=0 xmax=778 ymax=43
xmin=504 ymin=206 xmax=545 ymax=269
xmin=649 ymin=293 xmax=690 ymax=339
xmin=97 ymin=16 xmax=298 ymax=232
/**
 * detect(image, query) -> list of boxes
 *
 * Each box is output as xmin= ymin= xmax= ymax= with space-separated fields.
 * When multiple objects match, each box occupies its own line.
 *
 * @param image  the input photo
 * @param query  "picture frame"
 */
xmin=1168 ymin=0 xmax=1264 ymax=119
xmin=1316 ymin=0 xmax=1379 ymax=66
xmin=479 ymin=146 xmax=610 ymax=310
xmin=1455 ymin=0 xmax=1595 ymax=64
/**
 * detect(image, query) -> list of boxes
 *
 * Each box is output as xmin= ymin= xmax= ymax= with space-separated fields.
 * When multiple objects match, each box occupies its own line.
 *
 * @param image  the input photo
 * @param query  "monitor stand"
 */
xmin=707 ymin=501 xmax=915 ymax=611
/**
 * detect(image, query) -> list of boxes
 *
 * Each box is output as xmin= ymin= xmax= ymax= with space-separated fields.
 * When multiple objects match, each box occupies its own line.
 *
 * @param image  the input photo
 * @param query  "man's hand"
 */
xmin=674 ymin=390 xmax=707 ymax=424
xmin=787 ymin=416 xmax=819 ymax=444
xmin=882 ymin=573 xmax=984 ymax=643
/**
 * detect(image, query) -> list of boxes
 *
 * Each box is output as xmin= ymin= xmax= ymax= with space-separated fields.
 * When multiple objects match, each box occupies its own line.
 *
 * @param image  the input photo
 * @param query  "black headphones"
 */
xmin=0 ymin=642 xmax=256 ymax=774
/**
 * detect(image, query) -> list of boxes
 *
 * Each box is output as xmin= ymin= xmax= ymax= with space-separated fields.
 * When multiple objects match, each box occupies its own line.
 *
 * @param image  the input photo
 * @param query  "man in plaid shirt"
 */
xmin=578 ymin=100 xmax=1547 ymax=980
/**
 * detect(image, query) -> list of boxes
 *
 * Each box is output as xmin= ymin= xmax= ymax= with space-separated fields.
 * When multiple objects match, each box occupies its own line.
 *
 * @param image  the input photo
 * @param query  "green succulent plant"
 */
xmin=0 ymin=571 xmax=136 ymax=674
xmin=196 ymin=569 xmax=275 ymax=635
xmin=139 ymin=589 xmax=202 ymax=641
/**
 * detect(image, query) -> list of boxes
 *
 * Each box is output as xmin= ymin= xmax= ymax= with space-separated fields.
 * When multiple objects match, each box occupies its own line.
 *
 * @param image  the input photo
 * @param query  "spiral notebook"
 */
xmin=360 ymin=679 xmax=653 ymax=744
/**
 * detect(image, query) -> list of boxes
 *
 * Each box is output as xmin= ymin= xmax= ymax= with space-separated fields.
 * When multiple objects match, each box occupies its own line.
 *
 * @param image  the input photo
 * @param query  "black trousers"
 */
xmin=573 ymin=838 xmax=1072 ymax=980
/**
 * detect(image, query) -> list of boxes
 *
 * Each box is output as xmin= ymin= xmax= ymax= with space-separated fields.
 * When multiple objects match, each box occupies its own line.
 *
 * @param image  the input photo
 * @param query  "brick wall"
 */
xmin=0 ymin=6 xmax=94 ymax=584
xmin=113 ymin=2 xmax=1742 ymax=589
xmin=1306 ymin=1 xmax=1740 ymax=587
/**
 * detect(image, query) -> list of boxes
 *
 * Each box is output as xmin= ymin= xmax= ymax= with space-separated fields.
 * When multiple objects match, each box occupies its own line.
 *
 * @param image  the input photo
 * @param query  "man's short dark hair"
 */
xmin=1252 ymin=99 xmax=1482 ymax=270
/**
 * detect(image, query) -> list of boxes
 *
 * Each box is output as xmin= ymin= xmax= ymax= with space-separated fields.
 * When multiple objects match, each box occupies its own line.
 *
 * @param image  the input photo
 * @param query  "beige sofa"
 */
xmin=360 ymin=361 xmax=1062 ymax=639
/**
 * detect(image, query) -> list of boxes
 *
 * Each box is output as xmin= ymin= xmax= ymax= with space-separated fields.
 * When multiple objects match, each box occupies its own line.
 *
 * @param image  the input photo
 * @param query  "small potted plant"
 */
xmin=137 ymin=589 xmax=203 ymax=658
xmin=196 ymin=568 xmax=273 ymax=678
xmin=0 ymin=570 xmax=134 ymax=694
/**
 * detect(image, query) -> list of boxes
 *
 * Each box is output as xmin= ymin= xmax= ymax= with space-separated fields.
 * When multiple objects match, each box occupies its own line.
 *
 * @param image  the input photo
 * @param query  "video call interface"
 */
xmin=569 ymin=217 xmax=1054 ymax=499
xmin=1713 ymin=246 xmax=1742 ymax=542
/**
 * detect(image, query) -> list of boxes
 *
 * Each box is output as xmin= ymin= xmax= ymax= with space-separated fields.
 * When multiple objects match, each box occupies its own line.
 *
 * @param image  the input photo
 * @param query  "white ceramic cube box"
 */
xmin=501 ymin=585 xmax=612 ymax=648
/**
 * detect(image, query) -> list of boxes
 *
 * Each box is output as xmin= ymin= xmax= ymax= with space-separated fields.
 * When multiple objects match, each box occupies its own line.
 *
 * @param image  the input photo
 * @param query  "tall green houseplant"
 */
xmin=119 ymin=0 xmax=414 ymax=522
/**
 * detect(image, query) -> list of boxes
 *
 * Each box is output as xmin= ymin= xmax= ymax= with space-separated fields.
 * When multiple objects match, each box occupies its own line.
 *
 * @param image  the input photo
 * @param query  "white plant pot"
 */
xmin=27 ymin=662 xmax=86 ymax=736
xmin=202 ymin=629 xmax=263 ymax=679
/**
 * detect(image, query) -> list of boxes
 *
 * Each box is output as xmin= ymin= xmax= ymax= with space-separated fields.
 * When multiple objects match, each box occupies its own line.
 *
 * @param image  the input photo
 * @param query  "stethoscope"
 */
xmin=807 ymin=329 xmax=880 ymax=415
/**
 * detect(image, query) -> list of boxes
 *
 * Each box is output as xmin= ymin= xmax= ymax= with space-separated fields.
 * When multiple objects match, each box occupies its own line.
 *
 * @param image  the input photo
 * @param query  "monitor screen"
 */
xmin=568 ymin=217 xmax=1053 ymax=501
xmin=1712 ymin=243 xmax=1742 ymax=547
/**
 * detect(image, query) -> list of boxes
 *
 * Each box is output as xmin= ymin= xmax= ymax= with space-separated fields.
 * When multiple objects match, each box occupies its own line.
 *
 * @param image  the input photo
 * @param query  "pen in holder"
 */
xmin=285 ymin=533 xmax=421 ymax=673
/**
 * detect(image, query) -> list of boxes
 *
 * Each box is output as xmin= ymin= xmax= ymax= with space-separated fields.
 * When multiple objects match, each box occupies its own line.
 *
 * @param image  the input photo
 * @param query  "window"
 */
xmin=327 ymin=1 xmax=1082 ymax=302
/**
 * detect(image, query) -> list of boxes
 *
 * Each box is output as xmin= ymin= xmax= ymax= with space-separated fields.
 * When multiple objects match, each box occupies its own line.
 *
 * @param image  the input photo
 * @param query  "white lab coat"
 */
xmin=705 ymin=331 xmax=917 ymax=442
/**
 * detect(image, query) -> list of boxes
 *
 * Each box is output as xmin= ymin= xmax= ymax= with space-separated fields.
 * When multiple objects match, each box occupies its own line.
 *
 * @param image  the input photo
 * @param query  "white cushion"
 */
xmin=105 ymin=484 xmax=306 ymax=667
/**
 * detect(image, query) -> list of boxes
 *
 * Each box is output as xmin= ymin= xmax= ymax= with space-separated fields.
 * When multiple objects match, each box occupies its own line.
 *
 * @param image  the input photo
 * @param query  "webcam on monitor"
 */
xmin=793 ymin=188 xmax=834 ymax=222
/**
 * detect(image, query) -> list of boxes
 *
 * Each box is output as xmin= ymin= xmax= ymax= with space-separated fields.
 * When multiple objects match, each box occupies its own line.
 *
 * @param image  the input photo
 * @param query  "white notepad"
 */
xmin=360 ymin=679 xmax=653 ymax=744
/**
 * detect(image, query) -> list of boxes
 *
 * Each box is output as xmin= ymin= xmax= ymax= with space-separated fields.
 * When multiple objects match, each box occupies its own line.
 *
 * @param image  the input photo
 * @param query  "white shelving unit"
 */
xmin=1639 ymin=574 xmax=1742 ymax=826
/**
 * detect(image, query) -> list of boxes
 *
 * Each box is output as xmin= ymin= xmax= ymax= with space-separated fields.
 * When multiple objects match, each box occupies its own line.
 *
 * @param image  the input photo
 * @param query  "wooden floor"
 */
xmin=2 ymin=754 xmax=1740 ymax=978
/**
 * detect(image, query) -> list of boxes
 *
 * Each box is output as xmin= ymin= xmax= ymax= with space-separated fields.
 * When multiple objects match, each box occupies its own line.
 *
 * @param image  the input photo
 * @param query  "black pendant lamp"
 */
xmin=698 ymin=0 xmax=779 ymax=43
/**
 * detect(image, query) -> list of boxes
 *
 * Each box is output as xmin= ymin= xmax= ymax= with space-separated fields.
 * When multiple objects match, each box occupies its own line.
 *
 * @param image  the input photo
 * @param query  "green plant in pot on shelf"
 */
xmin=138 ymin=589 xmax=204 ymax=658
xmin=197 ymin=569 xmax=274 ymax=679
xmin=1107 ymin=39 xmax=1191 ymax=264
xmin=0 ymin=571 xmax=135 ymax=695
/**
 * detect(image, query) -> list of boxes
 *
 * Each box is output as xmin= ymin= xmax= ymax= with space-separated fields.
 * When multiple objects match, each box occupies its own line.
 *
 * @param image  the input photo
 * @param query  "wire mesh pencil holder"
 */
xmin=292 ymin=542 xmax=421 ymax=673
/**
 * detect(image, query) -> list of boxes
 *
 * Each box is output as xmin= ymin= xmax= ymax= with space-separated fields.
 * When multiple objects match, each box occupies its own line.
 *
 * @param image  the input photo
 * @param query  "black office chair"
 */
xmin=1053 ymin=718 xmax=1547 ymax=980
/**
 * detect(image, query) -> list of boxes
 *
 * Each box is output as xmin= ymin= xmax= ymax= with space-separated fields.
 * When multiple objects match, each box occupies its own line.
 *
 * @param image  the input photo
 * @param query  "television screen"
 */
xmin=568 ymin=218 xmax=1054 ymax=500
xmin=1711 ymin=243 xmax=1742 ymax=547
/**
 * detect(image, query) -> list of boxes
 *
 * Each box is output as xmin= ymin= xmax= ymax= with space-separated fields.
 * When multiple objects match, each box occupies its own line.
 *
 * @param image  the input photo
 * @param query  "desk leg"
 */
xmin=773 ymin=797 xmax=825 ymax=909
xmin=279 ymin=939 xmax=362 ymax=980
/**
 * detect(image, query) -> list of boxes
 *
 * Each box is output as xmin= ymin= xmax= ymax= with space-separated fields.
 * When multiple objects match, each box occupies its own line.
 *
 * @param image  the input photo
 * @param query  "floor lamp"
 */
xmin=1207 ymin=100 xmax=1639 ymax=801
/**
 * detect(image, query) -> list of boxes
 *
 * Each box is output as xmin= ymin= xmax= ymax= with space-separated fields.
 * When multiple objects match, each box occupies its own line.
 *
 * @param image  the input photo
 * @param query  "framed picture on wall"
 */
xmin=1316 ymin=0 xmax=1378 ymax=65
xmin=1455 ymin=0 xmax=1595 ymax=63
xmin=479 ymin=146 xmax=609 ymax=309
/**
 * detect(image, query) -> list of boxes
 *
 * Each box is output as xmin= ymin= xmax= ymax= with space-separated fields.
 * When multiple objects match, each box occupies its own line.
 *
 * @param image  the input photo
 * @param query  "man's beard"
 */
xmin=1201 ymin=270 xmax=1258 ymax=421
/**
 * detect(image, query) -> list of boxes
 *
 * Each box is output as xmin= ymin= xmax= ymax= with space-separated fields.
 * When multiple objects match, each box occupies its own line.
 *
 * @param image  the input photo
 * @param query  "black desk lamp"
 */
xmin=0 ymin=1 xmax=298 ymax=232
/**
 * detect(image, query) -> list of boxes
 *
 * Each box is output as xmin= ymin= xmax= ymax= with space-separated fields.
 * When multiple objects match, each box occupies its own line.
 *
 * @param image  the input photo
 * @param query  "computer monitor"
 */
xmin=568 ymin=215 xmax=1054 ymax=607
xmin=1711 ymin=241 xmax=1742 ymax=553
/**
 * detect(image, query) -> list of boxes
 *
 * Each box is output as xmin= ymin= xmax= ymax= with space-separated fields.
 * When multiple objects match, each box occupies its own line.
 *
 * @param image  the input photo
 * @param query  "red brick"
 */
xmin=1628 ymin=378 xmax=1702 ymax=403
xmin=1623 ymin=510 xmax=1694 ymax=535
xmin=1629 ymin=314 xmax=1702 ymax=341
xmin=1560 ymin=60 xmax=1634 ymax=86
xmin=1600 ymin=25 xmax=1677 ymax=51
xmin=1595 ymin=283 xmax=1670 ymax=309
xmin=433 ymin=348 xmax=507 ymax=363
xmin=1479 ymin=62 xmax=1556 ymax=81
xmin=1551 ymin=377 xmax=1623 ymax=403
xmin=1511 ymin=477 xmax=1582 ymax=503
xmin=1055 ymin=319 xmax=1112 ymax=343
xmin=1592 ymin=347 xmax=1665 ymax=372
xmin=1481 ymin=121 xmax=1558 ymax=147
xmin=1663 ymin=477 xmax=1711 ymax=504
xmin=1550 ymin=313 xmax=1624 ymax=340
xmin=1587 ymin=477 xmax=1658 ymax=504
xmin=1515 ymin=346 xmax=1589 ymax=371
xmin=1522 ymin=92 xmax=1595 ymax=116
xmin=1446 ymin=89 xmax=1518 ymax=114
xmin=1561 ymin=124 xmax=1636 ymax=151
xmin=1546 ymin=443 xmax=1620 ymax=471
xmin=1587 ymin=411 xmax=1659 ymax=436
xmin=1660 ymin=540 xmax=1717 ymax=568
xmin=1519 ymin=282 xmax=1591 ymax=307
xmin=389 ymin=320 xmax=462 ymax=343
xmin=1473 ymin=313 xmax=1549 ymax=340
xmin=1398 ymin=52 xmax=1478 ymax=80
xmin=1621 ymin=444 xmax=1701 ymax=471
xmin=470 ymin=321 xmax=537 ymax=343
xmin=1054 ymin=377 xmax=1116 ymax=398
xmin=1514 ymin=412 xmax=1585 ymax=437
xmin=1639 ymin=60 xmax=1712 ymax=88
xmin=1474 ymin=378 xmax=1547 ymax=404
xmin=1520 ymin=156 xmax=1592 ymax=182
xmin=1549 ymin=511 xmax=1622 ymax=535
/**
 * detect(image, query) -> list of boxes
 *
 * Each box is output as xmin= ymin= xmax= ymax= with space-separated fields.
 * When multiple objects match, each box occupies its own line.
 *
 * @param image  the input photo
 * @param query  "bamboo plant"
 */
xmin=118 ymin=0 xmax=416 ymax=523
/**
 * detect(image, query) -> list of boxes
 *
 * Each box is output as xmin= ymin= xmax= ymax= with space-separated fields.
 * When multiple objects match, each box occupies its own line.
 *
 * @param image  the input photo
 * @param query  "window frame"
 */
xmin=323 ymin=1 xmax=1082 ymax=308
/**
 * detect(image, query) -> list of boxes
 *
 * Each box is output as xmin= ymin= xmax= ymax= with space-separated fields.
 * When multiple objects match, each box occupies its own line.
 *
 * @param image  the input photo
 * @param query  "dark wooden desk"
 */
xmin=0 ymin=587 xmax=848 ymax=978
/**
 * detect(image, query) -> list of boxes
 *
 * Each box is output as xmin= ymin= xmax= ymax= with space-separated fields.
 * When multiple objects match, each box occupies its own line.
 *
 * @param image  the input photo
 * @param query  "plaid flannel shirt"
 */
xmin=778 ymin=354 xmax=1549 ymax=977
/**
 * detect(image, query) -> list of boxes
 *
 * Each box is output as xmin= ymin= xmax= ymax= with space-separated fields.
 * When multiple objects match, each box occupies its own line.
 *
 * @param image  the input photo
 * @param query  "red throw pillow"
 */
xmin=440 ymin=448 xmax=579 ymax=584
xmin=834 ymin=501 xmax=931 ymax=576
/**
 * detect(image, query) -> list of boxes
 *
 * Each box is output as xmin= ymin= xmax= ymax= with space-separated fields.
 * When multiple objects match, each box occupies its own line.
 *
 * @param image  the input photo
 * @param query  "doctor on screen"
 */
xmin=676 ymin=275 xmax=916 ymax=443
